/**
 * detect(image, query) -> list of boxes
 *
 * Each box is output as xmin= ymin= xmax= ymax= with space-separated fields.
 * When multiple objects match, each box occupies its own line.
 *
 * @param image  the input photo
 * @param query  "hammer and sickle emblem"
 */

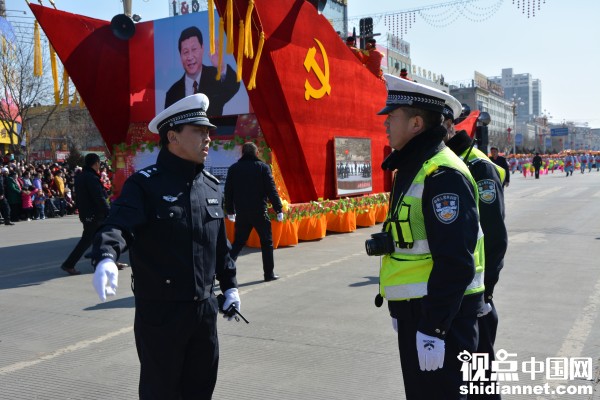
xmin=304 ymin=38 xmax=331 ymax=101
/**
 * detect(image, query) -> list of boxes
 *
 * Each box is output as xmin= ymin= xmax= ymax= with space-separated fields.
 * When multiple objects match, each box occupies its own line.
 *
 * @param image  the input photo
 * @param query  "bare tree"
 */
xmin=0 ymin=21 xmax=62 ymax=160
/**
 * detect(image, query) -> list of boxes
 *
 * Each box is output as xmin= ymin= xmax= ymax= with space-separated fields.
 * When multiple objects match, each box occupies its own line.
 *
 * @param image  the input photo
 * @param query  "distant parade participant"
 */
xmin=532 ymin=153 xmax=543 ymax=179
xmin=373 ymin=74 xmax=484 ymax=399
xmin=443 ymin=107 xmax=508 ymax=399
xmin=564 ymin=152 xmax=575 ymax=176
xmin=521 ymin=155 xmax=530 ymax=178
xmin=587 ymin=153 xmax=593 ymax=172
xmin=595 ymin=153 xmax=600 ymax=171
xmin=579 ymin=153 xmax=588 ymax=174
xmin=508 ymin=154 xmax=517 ymax=174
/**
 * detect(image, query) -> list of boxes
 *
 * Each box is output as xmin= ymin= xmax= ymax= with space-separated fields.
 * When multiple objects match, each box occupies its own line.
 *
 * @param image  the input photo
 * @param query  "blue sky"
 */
xmin=7 ymin=0 xmax=599 ymax=128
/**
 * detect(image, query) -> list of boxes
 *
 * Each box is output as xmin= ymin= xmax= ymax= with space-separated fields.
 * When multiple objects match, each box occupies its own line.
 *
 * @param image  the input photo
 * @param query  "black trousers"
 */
xmin=62 ymin=220 xmax=101 ymax=269
xmin=0 ymin=198 xmax=10 ymax=223
xmin=471 ymin=300 xmax=500 ymax=400
xmin=395 ymin=300 xmax=478 ymax=400
xmin=230 ymin=213 xmax=275 ymax=277
xmin=534 ymin=168 xmax=540 ymax=179
xmin=135 ymin=296 xmax=219 ymax=400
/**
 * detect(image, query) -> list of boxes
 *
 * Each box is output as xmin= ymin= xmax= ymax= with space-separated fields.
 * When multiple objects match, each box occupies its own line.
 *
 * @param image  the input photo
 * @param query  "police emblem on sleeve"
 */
xmin=432 ymin=193 xmax=459 ymax=224
xmin=477 ymin=179 xmax=496 ymax=204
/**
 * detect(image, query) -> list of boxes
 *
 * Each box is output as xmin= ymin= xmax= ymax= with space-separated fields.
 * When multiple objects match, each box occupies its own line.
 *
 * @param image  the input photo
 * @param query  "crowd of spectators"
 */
xmin=0 ymin=156 xmax=112 ymax=225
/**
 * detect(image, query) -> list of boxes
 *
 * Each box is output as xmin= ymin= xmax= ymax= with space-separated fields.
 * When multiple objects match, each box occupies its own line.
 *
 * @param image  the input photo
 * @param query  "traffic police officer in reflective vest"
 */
xmin=444 ymin=107 xmax=508 ymax=399
xmin=371 ymin=74 xmax=485 ymax=399
xmin=90 ymin=93 xmax=239 ymax=399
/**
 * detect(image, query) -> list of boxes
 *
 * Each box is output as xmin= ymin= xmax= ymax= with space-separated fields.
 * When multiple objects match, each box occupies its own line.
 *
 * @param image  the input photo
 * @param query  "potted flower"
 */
xmin=325 ymin=197 xmax=357 ymax=233
xmin=297 ymin=200 xmax=328 ymax=241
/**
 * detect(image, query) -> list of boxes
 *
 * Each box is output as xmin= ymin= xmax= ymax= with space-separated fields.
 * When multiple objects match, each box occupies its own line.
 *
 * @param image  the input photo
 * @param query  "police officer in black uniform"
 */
xmin=374 ymin=74 xmax=484 ymax=400
xmin=444 ymin=108 xmax=508 ymax=400
xmin=90 ymin=93 xmax=239 ymax=399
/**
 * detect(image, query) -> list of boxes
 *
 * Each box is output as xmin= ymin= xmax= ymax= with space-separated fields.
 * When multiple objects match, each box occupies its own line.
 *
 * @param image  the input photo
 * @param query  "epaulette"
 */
xmin=137 ymin=165 xmax=160 ymax=178
xmin=202 ymin=169 xmax=220 ymax=184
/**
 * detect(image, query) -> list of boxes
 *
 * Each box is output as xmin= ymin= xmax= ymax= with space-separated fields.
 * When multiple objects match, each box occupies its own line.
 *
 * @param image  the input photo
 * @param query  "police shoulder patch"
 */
xmin=432 ymin=193 xmax=459 ymax=224
xmin=477 ymin=179 xmax=496 ymax=204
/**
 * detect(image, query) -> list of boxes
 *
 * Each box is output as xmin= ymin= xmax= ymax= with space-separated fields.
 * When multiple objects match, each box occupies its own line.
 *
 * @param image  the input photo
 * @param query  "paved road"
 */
xmin=1 ymin=170 xmax=599 ymax=399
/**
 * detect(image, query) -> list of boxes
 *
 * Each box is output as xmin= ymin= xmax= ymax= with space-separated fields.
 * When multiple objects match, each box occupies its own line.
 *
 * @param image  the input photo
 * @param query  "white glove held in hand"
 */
xmin=222 ymin=288 xmax=241 ymax=321
xmin=392 ymin=318 xmax=398 ymax=333
xmin=416 ymin=331 xmax=445 ymax=371
xmin=276 ymin=212 xmax=284 ymax=222
xmin=227 ymin=214 xmax=236 ymax=222
xmin=93 ymin=258 xmax=119 ymax=302
xmin=477 ymin=302 xmax=493 ymax=318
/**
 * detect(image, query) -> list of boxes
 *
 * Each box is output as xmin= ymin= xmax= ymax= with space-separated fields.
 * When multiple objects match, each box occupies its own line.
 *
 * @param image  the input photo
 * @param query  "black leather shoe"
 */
xmin=61 ymin=265 xmax=82 ymax=276
xmin=264 ymin=274 xmax=280 ymax=282
xmin=5 ymin=221 xmax=15 ymax=226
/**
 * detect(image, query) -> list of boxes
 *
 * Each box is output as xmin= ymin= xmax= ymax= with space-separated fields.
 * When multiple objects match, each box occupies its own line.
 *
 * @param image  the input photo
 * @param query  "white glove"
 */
xmin=222 ymin=288 xmax=241 ymax=321
xmin=92 ymin=258 xmax=119 ymax=302
xmin=227 ymin=214 xmax=236 ymax=222
xmin=477 ymin=302 xmax=493 ymax=318
xmin=416 ymin=331 xmax=445 ymax=371
xmin=276 ymin=212 xmax=284 ymax=222
xmin=392 ymin=318 xmax=398 ymax=333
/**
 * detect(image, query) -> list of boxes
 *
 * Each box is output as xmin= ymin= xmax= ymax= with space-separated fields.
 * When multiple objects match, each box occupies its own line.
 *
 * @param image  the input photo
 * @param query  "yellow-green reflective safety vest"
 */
xmin=462 ymin=147 xmax=506 ymax=185
xmin=380 ymin=147 xmax=485 ymax=301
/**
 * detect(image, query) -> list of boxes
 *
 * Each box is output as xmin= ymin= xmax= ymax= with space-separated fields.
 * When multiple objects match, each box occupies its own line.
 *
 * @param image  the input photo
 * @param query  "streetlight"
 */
xmin=510 ymin=95 xmax=524 ymax=155
xmin=537 ymin=109 xmax=552 ymax=153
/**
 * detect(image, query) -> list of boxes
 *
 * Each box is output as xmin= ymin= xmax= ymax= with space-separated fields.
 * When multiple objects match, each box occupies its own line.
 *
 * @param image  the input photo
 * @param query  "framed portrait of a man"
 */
xmin=153 ymin=11 xmax=249 ymax=117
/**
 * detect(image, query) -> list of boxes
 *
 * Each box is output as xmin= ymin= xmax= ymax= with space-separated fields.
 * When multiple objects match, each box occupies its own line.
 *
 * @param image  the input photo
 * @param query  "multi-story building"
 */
xmin=450 ymin=71 xmax=515 ymax=152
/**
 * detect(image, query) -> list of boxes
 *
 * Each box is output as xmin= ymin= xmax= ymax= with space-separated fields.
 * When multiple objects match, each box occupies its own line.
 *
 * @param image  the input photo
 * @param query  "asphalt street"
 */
xmin=1 ymin=169 xmax=600 ymax=399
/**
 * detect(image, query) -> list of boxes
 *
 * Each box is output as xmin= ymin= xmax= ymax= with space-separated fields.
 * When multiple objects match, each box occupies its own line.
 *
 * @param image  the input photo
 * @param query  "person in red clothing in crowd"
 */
xmin=21 ymin=185 xmax=37 ymax=221
xmin=362 ymin=38 xmax=384 ymax=80
xmin=345 ymin=36 xmax=364 ymax=63
xmin=400 ymin=68 xmax=410 ymax=80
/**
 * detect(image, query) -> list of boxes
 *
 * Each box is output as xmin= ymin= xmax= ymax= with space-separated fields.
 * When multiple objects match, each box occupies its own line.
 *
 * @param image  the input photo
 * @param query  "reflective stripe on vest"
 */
xmin=384 ymin=270 xmax=484 ymax=300
xmin=381 ymin=147 xmax=485 ymax=301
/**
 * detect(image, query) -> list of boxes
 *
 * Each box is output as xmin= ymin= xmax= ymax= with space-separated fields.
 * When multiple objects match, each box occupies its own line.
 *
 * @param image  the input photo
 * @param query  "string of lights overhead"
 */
xmin=347 ymin=0 xmax=547 ymax=39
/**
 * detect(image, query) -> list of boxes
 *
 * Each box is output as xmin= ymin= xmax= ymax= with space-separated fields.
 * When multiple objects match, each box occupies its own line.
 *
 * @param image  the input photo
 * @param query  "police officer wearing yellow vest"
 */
xmin=89 ymin=94 xmax=239 ymax=399
xmin=444 ymin=106 xmax=508 ymax=400
xmin=371 ymin=74 xmax=485 ymax=399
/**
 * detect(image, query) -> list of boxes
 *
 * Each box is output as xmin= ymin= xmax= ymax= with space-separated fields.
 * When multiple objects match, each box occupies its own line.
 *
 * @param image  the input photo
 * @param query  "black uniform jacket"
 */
xmin=90 ymin=148 xmax=237 ymax=301
xmin=447 ymin=131 xmax=508 ymax=301
xmin=224 ymin=154 xmax=283 ymax=217
xmin=164 ymin=65 xmax=240 ymax=116
xmin=75 ymin=166 xmax=110 ymax=222
xmin=383 ymin=126 xmax=484 ymax=339
xmin=491 ymin=155 xmax=510 ymax=185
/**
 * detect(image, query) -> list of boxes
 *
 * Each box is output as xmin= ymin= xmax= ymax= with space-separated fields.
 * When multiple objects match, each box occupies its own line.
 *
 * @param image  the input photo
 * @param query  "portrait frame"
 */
xmin=333 ymin=137 xmax=373 ymax=197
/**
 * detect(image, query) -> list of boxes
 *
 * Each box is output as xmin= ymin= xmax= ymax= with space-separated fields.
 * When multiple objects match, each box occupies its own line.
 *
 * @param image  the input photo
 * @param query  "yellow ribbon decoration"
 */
xmin=33 ymin=21 xmax=42 ymax=77
xmin=49 ymin=44 xmax=60 ymax=105
xmin=244 ymin=0 xmax=254 ymax=59
xmin=247 ymin=31 xmax=264 ymax=90
xmin=62 ymin=67 xmax=69 ymax=105
xmin=216 ymin=18 xmax=225 ymax=81
xmin=226 ymin=0 xmax=234 ymax=54
xmin=236 ymin=20 xmax=244 ymax=82
xmin=208 ymin=0 xmax=215 ymax=55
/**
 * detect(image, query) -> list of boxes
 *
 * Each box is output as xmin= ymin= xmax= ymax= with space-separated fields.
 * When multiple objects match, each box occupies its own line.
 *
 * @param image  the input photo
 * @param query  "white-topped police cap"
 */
xmin=378 ymin=73 xmax=461 ymax=118
xmin=148 ymin=93 xmax=216 ymax=134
